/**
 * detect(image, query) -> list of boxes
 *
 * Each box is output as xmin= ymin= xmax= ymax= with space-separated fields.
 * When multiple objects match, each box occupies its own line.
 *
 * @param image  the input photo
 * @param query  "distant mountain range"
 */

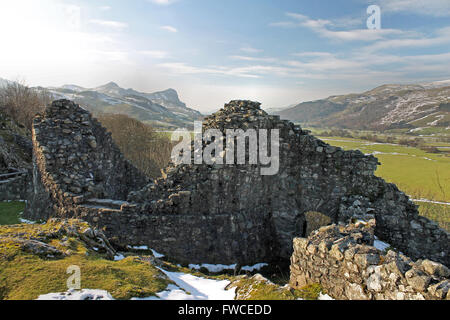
xmin=271 ymin=81 xmax=450 ymax=132
xmin=0 ymin=77 xmax=203 ymax=129
xmin=0 ymin=78 xmax=11 ymax=88
xmin=40 ymin=82 xmax=203 ymax=129
xmin=2 ymin=76 xmax=450 ymax=133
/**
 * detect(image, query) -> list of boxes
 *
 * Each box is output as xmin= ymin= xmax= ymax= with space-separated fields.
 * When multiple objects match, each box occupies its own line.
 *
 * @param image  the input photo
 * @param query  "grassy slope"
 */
xmin=321 ymin=137 xmax=450 ymax=231
xmin=1 ymin=216 xmax=318 ymax=300
xmin=0 ymin=220 xmax=170 ymax=300
xmin=321 ymin=137 xmax=450 ymax=202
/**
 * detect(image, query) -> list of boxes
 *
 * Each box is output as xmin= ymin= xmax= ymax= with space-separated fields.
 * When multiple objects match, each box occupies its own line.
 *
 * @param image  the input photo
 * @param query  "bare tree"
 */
xmin=0 ymin=81 xmax=51 ymax=130
xmin=97 ymin=114 xmax=173 ymax=178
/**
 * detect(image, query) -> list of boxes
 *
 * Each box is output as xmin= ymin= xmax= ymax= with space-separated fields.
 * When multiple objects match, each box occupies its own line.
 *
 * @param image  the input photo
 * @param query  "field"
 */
xmin=320 ymin=136 xmax=449 ymax=231
xmin=0 ymin=202 xmax=26 ymax=225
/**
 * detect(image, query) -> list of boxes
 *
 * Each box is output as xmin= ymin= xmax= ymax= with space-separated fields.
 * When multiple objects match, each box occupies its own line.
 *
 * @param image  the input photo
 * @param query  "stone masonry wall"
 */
xmin=25 ymin=99 xmax=449 ymax=267
xmin=129 ymin=100 xmax=449 ymax=266
xmin=25 ymin=100 xmax=149 ymax=221
xmin=290 ymin=221 xmax=450 ymax=300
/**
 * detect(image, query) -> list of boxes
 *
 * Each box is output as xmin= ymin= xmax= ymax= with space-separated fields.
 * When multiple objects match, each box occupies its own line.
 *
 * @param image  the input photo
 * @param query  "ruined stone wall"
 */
xmin=24 ymin=100 xmax=148 ymax=221
xmin=290 ymin=221 xmax=450 ymax=300
xmin=25 ymin=99 xmax=449 ymax=267
xmin=129 ymin=100 xmax=449 ymax=265
xmin=0 ymin=170 xmax=31 ymax=201
xmin=62 ymin=202 xmax=271 ymax=265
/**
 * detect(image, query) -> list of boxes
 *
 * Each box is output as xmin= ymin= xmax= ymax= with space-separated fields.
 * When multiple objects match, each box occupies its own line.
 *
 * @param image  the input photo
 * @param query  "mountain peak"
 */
xmin=102 ymin=81 xmax=120 ymax=88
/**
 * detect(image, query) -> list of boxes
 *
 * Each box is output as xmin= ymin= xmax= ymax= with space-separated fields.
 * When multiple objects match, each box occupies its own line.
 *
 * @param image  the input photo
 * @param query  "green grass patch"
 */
xmin=417 ymin=202 xmax=450 ymax=232
xmin=322 ymin=138 xmax=450 ymax=202
xmin=0 ymin=202 xmax=26 ymax=225
xmin=0 ymin=220 xmax=171 ymax=300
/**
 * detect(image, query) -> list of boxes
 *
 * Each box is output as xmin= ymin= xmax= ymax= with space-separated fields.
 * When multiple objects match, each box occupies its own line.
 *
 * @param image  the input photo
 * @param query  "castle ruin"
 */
xmin=24 ymin=99 xmax=449 ymax=267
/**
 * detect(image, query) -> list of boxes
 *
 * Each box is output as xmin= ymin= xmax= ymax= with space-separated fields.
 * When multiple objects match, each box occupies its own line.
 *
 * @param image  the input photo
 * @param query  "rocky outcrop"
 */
xmin=25 ymin=99 xmax=449 ymax=267
xmin=289 ymin=221 xmax=450 ymax=300
xmin=0 ymin=218 xmax=117 ymax=259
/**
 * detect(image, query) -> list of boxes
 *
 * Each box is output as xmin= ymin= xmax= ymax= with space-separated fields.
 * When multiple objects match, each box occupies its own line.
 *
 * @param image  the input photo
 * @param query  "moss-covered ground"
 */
xmin=0 ymin=220 xmax=171 ymax=300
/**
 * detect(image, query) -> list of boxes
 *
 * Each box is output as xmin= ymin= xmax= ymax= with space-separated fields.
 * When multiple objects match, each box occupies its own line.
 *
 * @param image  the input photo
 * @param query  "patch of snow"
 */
xmin=188 ymin=262 xmax=268 ymax=273
xmin=37 ymin=289 xmax=114 ymax=300
xmin=241 ymin=263 xmax=269 ymax=272
xmin=19 ymin=218 xmax=36 ymax=224
xmin=114 ymin=254 xmax=125 ymax=261
xmin=127 ymin=245 xmax=149 ymax=250
xmin=374 ymin=239 xmax=391 ymax=252
xmin=132 ymin=284 xmax=194 ymax=300
xmin=157 ymin=267 xmax=236 ymax=300
xmin=126 ymin=245 xmax=164 ymax=257
xmin=318 ymin=292 xmax=334 ymax=300
xmin=151 ymin=249 xmax=165 ymax=258
xmin=427 ymin=114 xmax=445 ymax=126
xmin=410 ymin=198 xmax=450 ymax=206
xmin=408 ymin=127 xmax=427 ymax=133
xmin=189 ymin=263 xmax=237 ymax=273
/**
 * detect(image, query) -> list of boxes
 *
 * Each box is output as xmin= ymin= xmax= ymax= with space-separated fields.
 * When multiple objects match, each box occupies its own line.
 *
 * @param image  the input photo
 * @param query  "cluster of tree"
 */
xmin=318 ymin=129 xmax=353 ymax=138
xmin=0 ymin=81 xmax=51 ymax=130
xmin=97 ymin=114 xmax=173 ymax=179
xmin=318 ymin=127 xmax=447 ymax=155
xmin=397 ymin=138 xmax=423 ymax=148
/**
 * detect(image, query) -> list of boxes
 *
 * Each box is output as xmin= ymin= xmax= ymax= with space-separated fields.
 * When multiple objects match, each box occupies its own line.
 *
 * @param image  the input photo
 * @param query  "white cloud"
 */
xmin=89 ymin=19 xmax=128 ymax=29
xmin=292 ymin=52 xmax=335 ymax=58
xmin=139 ymin=50 xmax=170 ymax=59
xmin=363 ymin=26 xmax=450 ymax=52
xmin=99 ymin=6 xmax=111 ymax=11
xmin=229 ymin=55 xmax=277 ymax=63
xmin=160 ymin=25 xmax=178 ymax=33
xmin=156 ymin=62 xmax=298 ymax=79
xmin=376 ymin=0 xmax=450 ymax=17
xmin=272 ymin=12 xmax=409 ymax=42
xmin=150 ymin=0 xmax=177 ymax=5
xmin=240 ymin=46 xmax=263 ymax=54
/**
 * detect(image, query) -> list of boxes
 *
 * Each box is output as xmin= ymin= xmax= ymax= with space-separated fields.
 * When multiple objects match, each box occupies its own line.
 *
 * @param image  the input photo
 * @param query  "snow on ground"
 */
xmin=156 ymin=267 xmax=236 ymax=300
xmin=188 ymin=263 xmax=268 ymax=273
xmin=373 ymin=237 xmax=391 ymax=252
xmin=189 ymin=263 xmax=236 ymax=273
xmin=19 ymin=218 xmax=36 ymax=224
xmin=410 ymin=198 xmax=450 ymax=206
xmin=126 ymin=245 xmax=165 ymax=258
xmin=37 ymin=289 xmax=114 ymax=300
xmin=127 ymin=245 xmax=149 ymax=250
xmin=113 ymin=254 xmax=125 ymax=261
xmin=132 ymin=284 xmax=194 ymax=300
xmin=241 ymin=263 xmax=269 ymax=272
xmin=318 ymin=293 xmax=334 ymax=300
xmin=151 ymin=249 xmax=165 ymax=258
xmin=36 ymin=267 xmax=236 ymax=301
xmin=18 ymin=212 xmax=36 ymax=224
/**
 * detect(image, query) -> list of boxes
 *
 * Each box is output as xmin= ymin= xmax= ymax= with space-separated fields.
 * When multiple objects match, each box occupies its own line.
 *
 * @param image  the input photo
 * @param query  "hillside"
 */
xmin=44 ymin=82 xmax=203 ymax=130
xmin=274 ymin=81 xmax=450 ymax=132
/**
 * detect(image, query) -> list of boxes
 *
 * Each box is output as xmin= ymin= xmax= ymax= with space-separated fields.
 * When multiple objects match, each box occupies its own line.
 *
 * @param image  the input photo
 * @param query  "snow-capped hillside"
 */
xmin=275 ymin=82 xmax=450 ymax=131
xmin=0 ymin=77 xmax=11 ymax=88
xmin=45 ymin=82 xmax=203 ymax=129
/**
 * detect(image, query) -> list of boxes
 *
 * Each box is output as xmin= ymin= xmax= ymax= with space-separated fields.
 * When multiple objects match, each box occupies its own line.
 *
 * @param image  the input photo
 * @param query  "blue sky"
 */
xmin=0 ymin=0 xmax=449 ymax=112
